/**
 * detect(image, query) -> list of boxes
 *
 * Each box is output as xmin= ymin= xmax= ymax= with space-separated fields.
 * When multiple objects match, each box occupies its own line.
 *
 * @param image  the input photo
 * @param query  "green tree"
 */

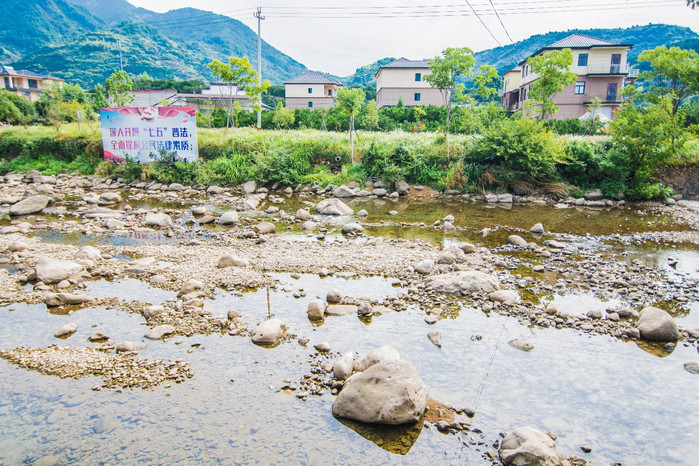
xmin=0 ymin=92 xmax=23 ymax=124
xmin=208 ymin=57 xmax=270 ymax=133
xmin=473 ymin=65 xmax=501 ymax=100
xmin=272 ymin=101 xmax=295 ymax=129
xmin=638 ymin=45 xmax=699 ymax=115
xmin=104 ymin=70 xmax=134 ymax=107
xmin=230 ymin=101 xmax=244 ymax=128
xmin=424 ymin=47 xmax=476 ymax=140
xmin=363 ymin=100 xmax=379 ymax=131
xmin=336 ymin=87 xmax=366 ymax=162
xmin=90 ymin=84 xmax=110 ymax=112
xmin=525 ymin=48 xmax=577 ymax=119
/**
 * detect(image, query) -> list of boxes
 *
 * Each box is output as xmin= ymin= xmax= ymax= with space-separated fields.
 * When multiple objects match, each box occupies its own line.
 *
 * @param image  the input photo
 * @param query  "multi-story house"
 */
xmin=284 ymin=71 xmax=343 ymax=109
xmin=375 ymin=58 xmax=444 ymax=109
xmin=0 ymin=65 xmax=63 ymax=102
xmin=501 ymin=34 xmax=637 ymax=120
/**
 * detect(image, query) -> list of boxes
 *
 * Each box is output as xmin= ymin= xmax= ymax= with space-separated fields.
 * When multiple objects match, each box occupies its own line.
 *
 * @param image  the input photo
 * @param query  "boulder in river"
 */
xmin=425 ymin=271 xmax=501 ymax=296
xmin=414 ymin=260 xmax=434 ymax=275
xmin=499 ymin=426 xmax=560 ymax=466
xmin=637 ymin=306 xmax=678 ymax=342
xmin=395 ymin=180 xmax=410 ymax=195
xmin=145 ymin=324 xmax=175 ymax=340
xmin=428 ymin=330 xmax=442 ymax=348
xmin=489 ymin=290 xmax=521 ymax=305
xmin=251 ymin=318 xmax=287 ymax=346
xmin=217 ymin=254 xmax=249 ymax=268
xmin=45 ymin=293 xmax=95 ymax=307
xmin=295 ymin=208 xmax=312 ymax=221
xmin=436 ymin=247 xmax=467 ymax=265
xmin=218 ymin=211 xmax=239 ymax=225
xmin=333 ymin=352 xmax=355 ymax=380
xmin=307 ymin=299 xmax=326 ymax=320
xmin=253 ymin=222 xmax=276 ymax=234
xmin=145 ymin=212 xmax=172 ymax=228
xmin=355 ymin=345 xmax=400 ymax=372
xmin=35 ymin=257 xmax=83 ymax=284
xmin=508 ymin=339 xmax=534 ymax=352
xmin=341 ymin=223 xmax=363 ymax=235
xmin=332 ymin=360 xmax=429 ymax=425
xmin=315 ymin=198 xmax=353 ymax=216
xmin=530 ymin=223 xmax=545 ymax=234
xmin=326 ymin=288 xmax=344 ymax=304
xmin=116 ymin=341 xmax=135 ymax=353
xmin=333 ymin=185 xmax=355 ymax=198
xmin=54 ymin=323 xmax=78 ymax=338
xmin=9 ymin=195 xmax=49 ymax=216
xmin=508 ymin=235 xmax=527 ymax=247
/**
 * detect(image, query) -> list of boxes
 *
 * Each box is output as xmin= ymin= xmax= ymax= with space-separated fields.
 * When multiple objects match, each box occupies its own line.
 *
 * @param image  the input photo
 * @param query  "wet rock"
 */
xmin=325 ymin=305 xmax=357 ymax=316
xmin=218 ymin=211 xmax=240 ymax=225
xmin=8 ymin=240 xmax=29 ymax=252
xmin=45 ymin=293 xmax=95 ymax=307
xmin=217 ymin=254 xmax=249 ymax=268
xmin=333 ymin=185 xmax=355 ymax=198
xmin=295 ymin=208 xmax=312 ymax=221
xmin=497 ymin=193 xmax=513 ymax=203
xmin=508 ymin=235 xmax=527 ymax=247
xmin=115 ymin=341 xmax=135 ymax=353
xmin=254 ymin=222 xmax=276 ymax=234
xmin=485 ymin=193 xmax=498 ymax=203
xmin=316 ymin=198 xmax=353 ymax=216
xmin=242 ymin=181 xmax=256 ymax=194
xmin=251 ymin=318 xmax=287 ymax=346
xmin=425 ymin=271 xmax=501 ymax=295
xmin=530 ymin=223 xmax=545 ymax=234
xmin=145 ymin=324 xmax=176 ymax=340
xmin=459 ymin=243 xmax=476 ymax=253
xmin=314 ymin=342 xmax=331 ymax=352
xmin=9 ymin=195 xmax=50 ymax=216
xmin=395 ymin=180 xmax=410 ymax=195
xmin=373 ymin=188 xmax=387 ymax=197
xmin=357 ymin=302 xmax=373 ymax=316
xmin=428 ymin=330 xmax=442 ymax=348
xmin=326 ymin=288 xmax=344 ymax=304
xmin=88 ymin=332 xmax=109 ymax=342
xmin=683 ymin=362 xmax=699 ymax=374
xmin=499 ymin=426 xmax=560 ymax=466
xmin=332 ymin=360 xmax=429 ymax=425
xmin=144 ymin=305 xmax=165 ymax=320
xmin=192 ymin=206 xmax=208 ymax=216
xmin=98 ymin=192 xmax=122 ymax=205
xmin=75 ymin=245 xmax=101 ymax=260
xmin=35 ymin=257 xmax=83 ymax=284
xmin=341 ymin=222 xmax=363 ymax=234
xmin=145 ymin=212 xmax=172 ymax=227
xmin=356 ymin=209 xmax=368 ymax=217
xmin=307 ymin=299 xmax=326 ymax=320
xmin=179 ymin=279 xmax=204 ymax=296
xmin=333 ymin=352 xmax=355 ymax=380
xmin=54 ymin=323 xmax=78 ymax=338
xmin=301 ymin=221 xmax=317 ymax=231
xmin=508 ymin=339 xmax=534 ymax=352
xmin=414 ymin=260 xmax=434 ymax=275
xmin=436 ymin=247 xmax=467 ymax=265
xmin=355 ymin=345 xmax=400 ymax=372
xmin=227 ymin=309 xmax=241 ymax=319
xmin=637 ymin=306 xmax=678 ymax=342
xmin=584 ymin=189 xmax=604 ymax=200
xmin=168 ymin=183 xmax=185 ymax=192
xmin=587 ymin=309 xmax=603 ymax=320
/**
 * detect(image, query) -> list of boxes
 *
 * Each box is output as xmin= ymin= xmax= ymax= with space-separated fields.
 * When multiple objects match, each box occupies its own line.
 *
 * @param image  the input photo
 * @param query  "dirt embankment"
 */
xmin=658 ymin=163 xmax=699 ymax=199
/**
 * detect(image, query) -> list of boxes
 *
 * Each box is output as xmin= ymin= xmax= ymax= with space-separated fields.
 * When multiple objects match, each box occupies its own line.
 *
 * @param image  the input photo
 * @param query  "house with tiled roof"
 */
xmin=375 ymin=58 xmax=444 ymax=109
xmin=1 ymin=65 xmax=64 ymax=102
xmin=284 ymin=71 xmax=343 ymax=109
xmin=501 ymin=33 xmax=637 ymax=120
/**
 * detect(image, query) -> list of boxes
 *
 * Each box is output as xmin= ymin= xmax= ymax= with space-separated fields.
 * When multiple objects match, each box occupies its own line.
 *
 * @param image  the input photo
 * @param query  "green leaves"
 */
xmin=525 ymin=48 xmax=577 ymax=119
xmin=104 ymin=70 xmax=134 ymax=107
xmin=638 ymin=46 xmax=699 ymax=115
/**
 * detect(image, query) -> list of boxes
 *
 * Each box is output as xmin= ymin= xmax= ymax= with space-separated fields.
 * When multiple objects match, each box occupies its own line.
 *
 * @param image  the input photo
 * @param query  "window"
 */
xmin=328 ymin=89 xmax=332 ymax=96
xmin=3 ymin=77 xmax=9 ymax=89
xmin=578 ymin=53 xmax=588 ymax=67
xmin=575 ymin=81 xmax=586 ymax=95
xmin=308 ymin=101 xmax=313 ymax=108
xmin=415 ymin=72 xmax=421 ymax=82
xmin=521 ymin=88 xmax=527 ymax=101
xmin=28 ymin=79 xmax=38 ymax=89
xmin=414 ymin=92 xmax=421 ymax=102
xmin=308 ymin=87 xmax=312 ymax=94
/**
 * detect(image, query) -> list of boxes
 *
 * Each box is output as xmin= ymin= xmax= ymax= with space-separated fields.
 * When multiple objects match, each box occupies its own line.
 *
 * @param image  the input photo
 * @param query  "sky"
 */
xmin=128 ymin=0 xmax=699 ymax=76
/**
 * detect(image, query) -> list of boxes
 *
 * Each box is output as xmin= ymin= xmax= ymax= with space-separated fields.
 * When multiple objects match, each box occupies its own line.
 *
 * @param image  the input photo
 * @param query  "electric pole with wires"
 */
xmin=253 ymin=7 xmax=265 ymax=129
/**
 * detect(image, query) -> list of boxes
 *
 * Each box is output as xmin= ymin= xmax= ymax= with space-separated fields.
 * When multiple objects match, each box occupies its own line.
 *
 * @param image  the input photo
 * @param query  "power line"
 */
xmin=487 ymin=0 xmax=526 ymax=62
xmin=464 ymin=0 xmax=504 ymax=47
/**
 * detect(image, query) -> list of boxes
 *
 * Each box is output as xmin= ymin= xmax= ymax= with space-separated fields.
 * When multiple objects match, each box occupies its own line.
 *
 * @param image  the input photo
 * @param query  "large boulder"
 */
xmin=54 ymin=323 xmax=78 ymax=338
xmin=98 ymin=192 xmax=122 ymax=205
xmin=508 ymin=235 xmax=528 ymax=247
xmin=307 ymin=300 xmax=326 ymax=320
xmin=251 ymin=318 xmax=287 ymax=346
xmin=499 ymin=426 xmax=561 ymax=466
xmin=395 ymin=180 xmax=410 ymax=195
xmin=333 ymin=352 xmax=355 ymax=380
xmin=45 ymin=293 xmax=95 ymax=307
xmin=355 ymin=345 xmax=400 ymax=372
xmin=254 ymin=222 xmax=276 ymax=234
xmin=436 ymin=247 xmax=467 ymax=265
xmin=9 ymin=195 xmax=50 ymax=216
xmin=333 ymin=185 xmax=355 ymax=198
xmin=414 ymin=260 xmax=434 ymax=275
xmin=75 ymin=246 xmax=101 ymax=261
xmin=35 ymin=257 xmax=83 ymax=284
xmin=295 ymin=209 xmax=312 ymax=221
xmin=424 ymin=271 xmax=501 ymax=296
xmin=636 ymin=306 xmax=678 ymax=342
xmin=145 ymin=324 xmax=176 ymax=340
xmin=145 ymin=212 xmax=172 ymax=227
xmin=217 ymin=254 xmax=249 ymax=268
xmin=332 ymin=360 xmax=429 ymax=425
xmin=316 ymin=198 xmax=354 ymax=216
xmin=341 ymin=223 xmax=363 ymax=235
xmin=489 ymin=290 xmax=521 ymax=305
xmin=218 ymin=211 xmax=240 ymax=225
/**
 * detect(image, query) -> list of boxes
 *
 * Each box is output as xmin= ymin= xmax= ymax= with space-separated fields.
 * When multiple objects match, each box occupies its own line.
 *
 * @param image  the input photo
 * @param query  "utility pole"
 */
xmin=253 ymin=7 xmax=265 ymax=129
xmin=117 ymin=39 xmax=123 ymax=71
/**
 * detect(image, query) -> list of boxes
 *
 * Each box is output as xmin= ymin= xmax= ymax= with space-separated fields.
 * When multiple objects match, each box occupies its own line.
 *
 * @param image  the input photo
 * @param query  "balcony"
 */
xmin=583 ymin=93 xmax=625 ymax=105
xmin=585 ymin=64 xmax=629 ymax=75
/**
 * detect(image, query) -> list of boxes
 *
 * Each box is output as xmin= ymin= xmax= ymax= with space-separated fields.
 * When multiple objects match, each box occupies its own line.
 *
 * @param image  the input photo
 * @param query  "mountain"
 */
xmin=342 ymin=57 xmax=396 ymax=86
xmin=343 ymin=24 xmax=699 ymax=87
xmin=3 ymin=0 xmax=307 ymax=87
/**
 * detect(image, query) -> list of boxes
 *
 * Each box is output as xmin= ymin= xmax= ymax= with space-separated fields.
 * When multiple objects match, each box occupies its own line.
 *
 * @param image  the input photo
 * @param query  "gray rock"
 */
xmin=35 ymin=257 xmax=83 ymax=284
xmin=508 ymin=235 xmax=527 ymax=247
xmin=485 ymin=193 xmax=498 ymax=203
xmin=88 ymin=332 xmax=109 ymax=342
xmin=45 ymin=293 xmax=95 ymax=307
xmin=530 ymin=223 xmax=545 ymax=234
xmin=333 ymin=185 xmax=355 ymax=198
xmin=218 ymin=211 xmax=240 ymax=225
xmin=584 ymin=189 xmax=604 ymax=200
xmin=637 ymin=306 xmax=678 ymax=341
xmin=326 ymin=288 xmax=344 ymax=304
xmin=9 ymin=195 xmax=50 ymax=216
xmin=254 ymin=222 xmax=276 ymax=234
xmin=227 ymin=309 xmax=241 ymax=319
xmin=98 ymin=192 xmax=122 ymax=205
xmin=192 ymin=206 xmax=208 ymax=216
xmin=75 ymin=246 xmax=101 ymax=260
xmin=325 ymin=304 xmax=357 ymax=316
xmin=316 ymin=198 xmax=354 ymax=216
xmin=333 ymin=352 xmax=355 ymax=380
xmin=587 ymin=309 xmax=603 ymax=320
xmin=168 ymin=183 xmax=185 ymax=192
xmin=295 ymin=208 xmax=312 ymax=221
xmin=489 ymin=290 xmax=520 ymax=304
xmin=373 ymin=188 xmax=387 ymax=197
xmin=54 ymin=323 xmax=78 ymax=338
xmin=251 ymin=318 xmax=287 ymax=346
xmin=395 ymin=180 xmax=410 ymax=195
xmin=301 ymin=220 xmax=317 ymax=231
xmin=145 ymin=324 xmax=176 ymax=340
xmin=356 ymin=209 xmax=368 ymax=217
xmin=217 ymin=254 xmax=249 ymax=268
xmin=683 ymin=362 xmax=699 ymax=374
xmin=242 ymin=181 xmax=256 ymax=194
xmin=179 ymin=279 xmax=204 ymax=296
xmin=357 ymin=302 xmax=373 ymax=316
xmin=355 ymin=345 xmax=400 ymax=372
xmin=307 ymin=299 xmax=326 ymax=320
xmin=341 ymin=222 xmax=363 ymax=234
xmin=508 ymin=339 xmax=534 ymax=352
xmin=664 ymin=198 xmax=677 ymax=206
xmin=428 ymin=330 xmax=442 ymax=348
xmin=436 ymin=247 xmax=467 ymax=264
xmin=499 ymin=426 xmax=560 ymax=466
xmin=459 ymin=243 xmax=476 ymax=253
xmin=332 ymin=360 xmax=429 ymax=425
xmin=497 ymin=193 xmax=513 ymax=203
xmin=314 ymin=342 xmax=331 ymax=352
xmin=414 ymin=260 xmax=434 ymax=275
xmin=425 ymin=271 xmax=501 ymax=296
xmin=143 ymin=305 xmax=165 ymax=320
xmin=8 ymin=240 xmax=29 ymax=252
xmin=145 ymin=212 xmax=172 ymax=227
xmin=116 ymin=341 xmax=135 ymax=353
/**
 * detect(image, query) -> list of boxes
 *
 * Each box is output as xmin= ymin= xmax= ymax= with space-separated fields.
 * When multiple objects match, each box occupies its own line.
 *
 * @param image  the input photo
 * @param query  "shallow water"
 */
xmin=1 ymin=194 xmax=698 ymax=464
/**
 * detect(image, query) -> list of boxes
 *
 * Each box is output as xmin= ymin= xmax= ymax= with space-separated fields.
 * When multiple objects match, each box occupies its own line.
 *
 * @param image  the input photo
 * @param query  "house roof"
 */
xmin=380 ymin=58 xmax=431 ymax=70
xmin=285 ymin=71 xmax=343 ymax=85
xmin=1 ymin=65 xmax=62 ymax=80
xmin=547 ymin=34 xmax=618 ymax=48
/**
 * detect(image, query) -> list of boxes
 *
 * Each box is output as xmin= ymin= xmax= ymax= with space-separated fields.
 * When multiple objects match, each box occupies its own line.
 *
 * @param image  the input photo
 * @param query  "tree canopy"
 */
xmin=525 ymin=48 xmax=577 ymax=119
